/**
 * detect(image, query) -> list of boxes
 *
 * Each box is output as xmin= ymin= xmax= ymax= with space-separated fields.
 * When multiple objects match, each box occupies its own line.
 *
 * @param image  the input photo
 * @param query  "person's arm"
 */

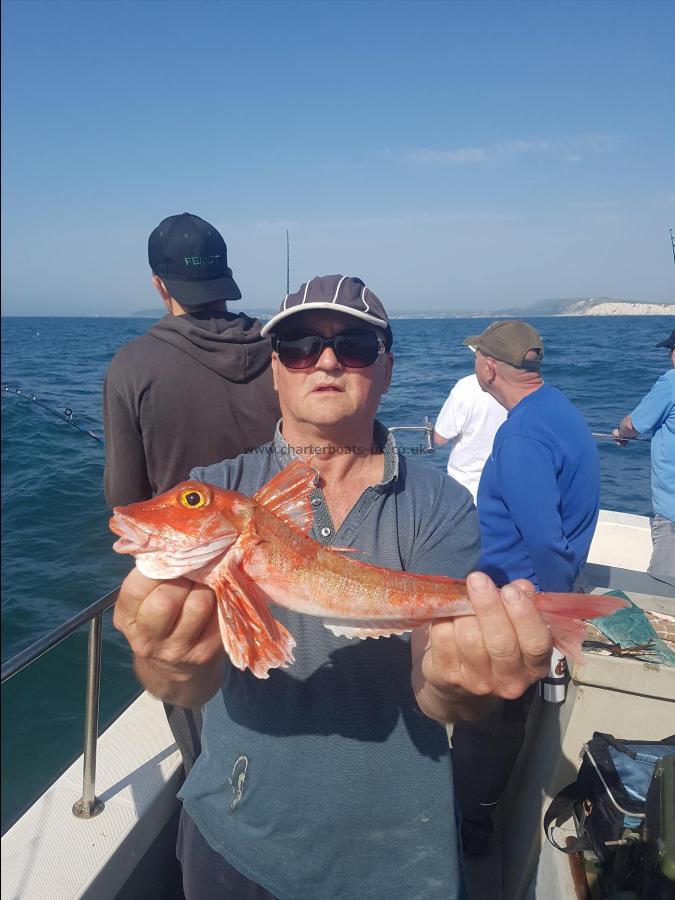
xmin=103 ymin=369 xmax=152 ymax=507
xmin=434 ymin=386 xmax=465 ymax=447
xmin=613 ymin=375 xmax=674 ymax=441
xmin=412 ymin=574 xmax=553 ymax=723
xmin=628 ymin=375 xmax=673 ymax=436
xmin=113 ymin=569 xmax=226 ymax=707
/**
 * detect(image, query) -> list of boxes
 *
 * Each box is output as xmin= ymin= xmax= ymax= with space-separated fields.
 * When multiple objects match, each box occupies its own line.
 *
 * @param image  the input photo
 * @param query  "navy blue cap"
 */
xmin=261 ymin=275 xmax=393 ymax=349
xmin=148 ymin=212 xmax=241 ymax=306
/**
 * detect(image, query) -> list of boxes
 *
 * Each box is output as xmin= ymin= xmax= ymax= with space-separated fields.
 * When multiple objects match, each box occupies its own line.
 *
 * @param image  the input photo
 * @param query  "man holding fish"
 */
xmin=112 ymin=275 xmax=624 ymax=899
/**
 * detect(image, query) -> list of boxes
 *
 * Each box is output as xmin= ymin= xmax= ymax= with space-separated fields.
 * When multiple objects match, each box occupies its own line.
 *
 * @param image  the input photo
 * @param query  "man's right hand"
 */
xmin=113 ymin=568 xmax=226 ymax=707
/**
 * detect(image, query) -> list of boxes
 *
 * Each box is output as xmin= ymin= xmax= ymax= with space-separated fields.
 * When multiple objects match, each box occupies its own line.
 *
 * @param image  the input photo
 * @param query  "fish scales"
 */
xmin=247 ymin=505 xmax=466 ymax=621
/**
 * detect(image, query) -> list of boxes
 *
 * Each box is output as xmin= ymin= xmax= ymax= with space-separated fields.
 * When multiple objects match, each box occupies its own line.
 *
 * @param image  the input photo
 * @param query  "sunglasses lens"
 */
xmin=334 ymin=330 xmax=380 ymax=368
xmin=275 ymin=329 xmax=382 ymax=369
xmin=276 ymin=332 xmax=322 ymax=369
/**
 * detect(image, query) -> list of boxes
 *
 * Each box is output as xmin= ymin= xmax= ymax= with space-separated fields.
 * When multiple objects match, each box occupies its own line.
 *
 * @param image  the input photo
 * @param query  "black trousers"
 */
xmin=177 ymin=808 xmax=278 ymax=900
xmin=451 ymin=687 xmax=535 ymax=851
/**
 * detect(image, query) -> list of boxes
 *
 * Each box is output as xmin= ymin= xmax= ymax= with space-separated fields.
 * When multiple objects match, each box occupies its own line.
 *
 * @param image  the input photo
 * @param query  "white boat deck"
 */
xmin=587 ymin=508 xmax=652 ymax=570
xmin=1 ymin=692 xmax=182 ymax=900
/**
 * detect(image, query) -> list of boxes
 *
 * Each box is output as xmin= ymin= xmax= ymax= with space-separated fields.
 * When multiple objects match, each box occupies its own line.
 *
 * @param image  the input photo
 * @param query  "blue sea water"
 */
xmin=1 ymin=313 xmax=673 ymax=831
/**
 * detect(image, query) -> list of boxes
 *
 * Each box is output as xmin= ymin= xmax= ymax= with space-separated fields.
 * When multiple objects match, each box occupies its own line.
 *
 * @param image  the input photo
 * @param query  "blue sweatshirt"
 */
xmin=477 ymin=384 xmax=600 ymax=591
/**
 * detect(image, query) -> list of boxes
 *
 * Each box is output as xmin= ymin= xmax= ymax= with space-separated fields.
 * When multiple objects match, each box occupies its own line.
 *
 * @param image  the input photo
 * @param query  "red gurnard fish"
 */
xmin=110 ymin=460 xmax=627 ymax=678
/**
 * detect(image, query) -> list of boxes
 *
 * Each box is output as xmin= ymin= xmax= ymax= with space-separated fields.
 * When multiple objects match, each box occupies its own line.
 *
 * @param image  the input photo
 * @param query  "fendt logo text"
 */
xmin=184 ymin=255 xmax=221 ymax=266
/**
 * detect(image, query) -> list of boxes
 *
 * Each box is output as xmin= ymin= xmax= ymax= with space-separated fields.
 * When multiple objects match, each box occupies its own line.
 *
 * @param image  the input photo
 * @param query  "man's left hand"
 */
xmin=613 ymin=414 xmax=638 ymax=445
xmin=411 ymin=572 xmax=553 ymax=723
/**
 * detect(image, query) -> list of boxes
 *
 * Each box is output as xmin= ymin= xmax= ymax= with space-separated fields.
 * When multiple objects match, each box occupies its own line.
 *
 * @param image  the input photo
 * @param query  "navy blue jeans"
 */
xmin=451 ymin=687 xmax=535 ymax=854
xmin=177 ymin=808 xmax=277 ymax=900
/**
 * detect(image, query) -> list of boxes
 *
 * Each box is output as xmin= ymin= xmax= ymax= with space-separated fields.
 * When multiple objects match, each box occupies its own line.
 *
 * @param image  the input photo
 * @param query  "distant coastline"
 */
xmin=478 ymin=296 xmax=675 ymax=318
xmin=546 ymin=300 xmax=675 ymax=316
xmin=127 ymin=296 xmax=674 ymax=319
xmin=3 ymin=297 xmax=672 ymax=319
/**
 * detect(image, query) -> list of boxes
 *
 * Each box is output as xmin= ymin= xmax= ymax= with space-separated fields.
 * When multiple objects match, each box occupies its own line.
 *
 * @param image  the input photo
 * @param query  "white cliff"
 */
xmin=560 ymin=299 xmax=675 ymax=316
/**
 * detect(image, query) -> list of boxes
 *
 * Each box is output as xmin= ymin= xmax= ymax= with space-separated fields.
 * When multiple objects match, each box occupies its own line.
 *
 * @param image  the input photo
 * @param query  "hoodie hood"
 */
xmin=148 ymin=311 xmax=272 ymax=382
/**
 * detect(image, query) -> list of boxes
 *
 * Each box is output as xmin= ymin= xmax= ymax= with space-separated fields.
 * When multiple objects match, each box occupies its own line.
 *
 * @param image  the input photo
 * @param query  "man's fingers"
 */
xmin=429 ymin=616 xmax=493 ymax=694
xmin=168 ymin=585 xmax=218 ymax=650
xmin=411 ymin=622 xmax=432 ymax=663
xmin=500 ymin=584 xmax=553 ymax=672
xmin=466 ymin=572 xmax=520 ymax=666
xmin=414 ymin=575 xmax=556 ymax=714
xmin=510 ymin=578 xmax=536 ymax=594
xmin=132 ymin=579 xmax=195 ymax=645
xmin=113 ymin=567 xmax=164 ymax=629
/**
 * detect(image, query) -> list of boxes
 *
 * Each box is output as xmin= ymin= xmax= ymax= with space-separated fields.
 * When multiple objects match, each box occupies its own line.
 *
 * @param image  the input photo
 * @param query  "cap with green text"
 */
xmin=463 ymin=320 xmax=544 ymax=370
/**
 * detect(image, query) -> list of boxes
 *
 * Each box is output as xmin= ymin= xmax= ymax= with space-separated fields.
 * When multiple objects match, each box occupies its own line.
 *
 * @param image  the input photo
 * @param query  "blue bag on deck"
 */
xmin=545 ymin=732 xmax=675 ymax=896
xmin=546 ymin=732 xmax=675 ymax=860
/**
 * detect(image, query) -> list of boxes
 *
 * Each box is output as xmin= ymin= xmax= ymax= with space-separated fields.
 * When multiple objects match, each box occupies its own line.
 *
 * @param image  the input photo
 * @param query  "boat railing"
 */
xmin=388 ymin=417 xmax=435 ymax=451
xmin=1 ymin=587 xmax=120 ymax=819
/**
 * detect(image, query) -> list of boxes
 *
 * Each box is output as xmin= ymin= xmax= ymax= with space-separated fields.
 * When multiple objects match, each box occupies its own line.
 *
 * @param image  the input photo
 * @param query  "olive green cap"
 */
xmin=463 ymin=320 xmax=544 ymax=370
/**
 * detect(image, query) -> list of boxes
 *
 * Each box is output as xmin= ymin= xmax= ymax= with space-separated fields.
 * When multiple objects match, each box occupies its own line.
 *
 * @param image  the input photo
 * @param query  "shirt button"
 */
xmin=311 ymin=497 xmax=322 ymax=506
xmin=320 ymin=526 xmax=331 ymax=537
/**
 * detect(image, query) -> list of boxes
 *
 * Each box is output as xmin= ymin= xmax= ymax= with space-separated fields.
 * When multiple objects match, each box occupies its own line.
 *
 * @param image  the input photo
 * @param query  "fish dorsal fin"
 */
xmin=252 ymin=460 xmax=317 ymax=536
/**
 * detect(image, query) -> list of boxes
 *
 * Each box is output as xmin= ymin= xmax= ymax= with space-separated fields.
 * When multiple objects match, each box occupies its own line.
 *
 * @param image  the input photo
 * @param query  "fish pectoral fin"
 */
xmin=211 ymin=579 xmax=254 ymax=673
xmin=322 ymin=618 xmax=421 ymax=640
xmin=252 ymin=460 xmax=317 ymax=537
xmin=208 ymin=553 xmax=296 ymax=679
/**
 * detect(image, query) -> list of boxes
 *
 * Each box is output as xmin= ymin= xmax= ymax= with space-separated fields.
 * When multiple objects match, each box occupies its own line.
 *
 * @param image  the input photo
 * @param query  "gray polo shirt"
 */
xmin=179 ymin=423 xmax=479 ymax=900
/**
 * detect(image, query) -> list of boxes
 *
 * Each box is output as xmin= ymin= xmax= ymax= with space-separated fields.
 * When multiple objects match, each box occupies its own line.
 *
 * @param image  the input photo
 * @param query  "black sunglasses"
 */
xmin=273 ymin=328 xmax=386 ymax=370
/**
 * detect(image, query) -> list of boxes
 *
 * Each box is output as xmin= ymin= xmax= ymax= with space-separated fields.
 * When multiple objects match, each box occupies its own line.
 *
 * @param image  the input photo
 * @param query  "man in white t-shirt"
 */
xmin=434 ymin=374 xmax=507 ymax=503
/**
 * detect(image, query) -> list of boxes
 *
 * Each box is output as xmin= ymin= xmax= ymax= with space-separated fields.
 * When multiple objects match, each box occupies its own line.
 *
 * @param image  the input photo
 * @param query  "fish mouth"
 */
xmin=110 ymin=509 xmax=238 ymax=575
xmin=109 ymin=512 xmax=154 ymax=554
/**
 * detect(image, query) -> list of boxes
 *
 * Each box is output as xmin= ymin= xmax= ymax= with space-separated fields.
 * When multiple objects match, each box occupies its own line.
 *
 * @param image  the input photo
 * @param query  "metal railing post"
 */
xmin=388 ymin=417 xmax=435 ymax=452
xmin=72 ymin=613 xmax=105 ymax=818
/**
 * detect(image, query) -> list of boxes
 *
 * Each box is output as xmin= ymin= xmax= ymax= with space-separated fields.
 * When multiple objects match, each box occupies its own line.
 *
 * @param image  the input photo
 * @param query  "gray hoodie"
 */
xmin=103 ymin=310 xmax=280 ymax=507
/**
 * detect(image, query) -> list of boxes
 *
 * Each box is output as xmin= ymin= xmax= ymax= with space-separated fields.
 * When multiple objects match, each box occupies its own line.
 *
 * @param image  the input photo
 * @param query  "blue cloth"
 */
xmin=477 ymin=384 xmax=600 ymax=591
xmin=179 ymin=423 xmax=479 ymax=900
xmin=631 ymin=369 xmax=675 ymax=522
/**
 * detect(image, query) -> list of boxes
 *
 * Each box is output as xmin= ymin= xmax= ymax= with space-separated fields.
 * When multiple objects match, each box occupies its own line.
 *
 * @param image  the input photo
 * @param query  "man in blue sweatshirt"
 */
xmin=470 ymin=320 xmax=600 ymax=591
xmin=452 ymin=319 xmax=600 ymax=854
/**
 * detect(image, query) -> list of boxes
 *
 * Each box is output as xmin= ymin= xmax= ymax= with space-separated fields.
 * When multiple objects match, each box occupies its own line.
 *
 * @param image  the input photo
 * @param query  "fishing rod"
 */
xmin=286 ymin=229 xmax=290 ymax=294
xmin=1 ymin=384 xmax=104 ymax=444
xmin=592 ymin=432 xmax=650 ymax=443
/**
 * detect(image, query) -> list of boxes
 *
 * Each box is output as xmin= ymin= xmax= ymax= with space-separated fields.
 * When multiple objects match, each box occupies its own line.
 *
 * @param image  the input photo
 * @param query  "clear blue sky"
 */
xmin=2 ymin=0 xmax=674 ymax=316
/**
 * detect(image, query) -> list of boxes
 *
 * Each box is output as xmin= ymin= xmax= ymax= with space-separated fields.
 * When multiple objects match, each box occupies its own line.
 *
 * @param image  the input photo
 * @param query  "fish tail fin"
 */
xmin=533 ymin=592 xmax=629 ymax=663
xmin=209 ymin=554 xmax=296 ymax=679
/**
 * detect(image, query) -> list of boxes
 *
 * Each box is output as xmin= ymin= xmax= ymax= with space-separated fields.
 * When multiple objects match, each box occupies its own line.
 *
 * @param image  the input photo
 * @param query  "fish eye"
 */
xmin=179 ymin=488 xmax=207 ymax=509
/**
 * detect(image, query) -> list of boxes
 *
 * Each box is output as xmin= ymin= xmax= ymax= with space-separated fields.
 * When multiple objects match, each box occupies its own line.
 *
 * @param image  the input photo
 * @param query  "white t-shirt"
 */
xmin=435 ymin=374 xmax=507 ymax=503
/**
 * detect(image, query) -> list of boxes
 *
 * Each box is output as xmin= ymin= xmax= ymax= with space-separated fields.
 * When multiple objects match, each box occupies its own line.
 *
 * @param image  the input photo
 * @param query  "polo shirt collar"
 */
xmin=272 ymin=419 xmax=399 ymax=487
